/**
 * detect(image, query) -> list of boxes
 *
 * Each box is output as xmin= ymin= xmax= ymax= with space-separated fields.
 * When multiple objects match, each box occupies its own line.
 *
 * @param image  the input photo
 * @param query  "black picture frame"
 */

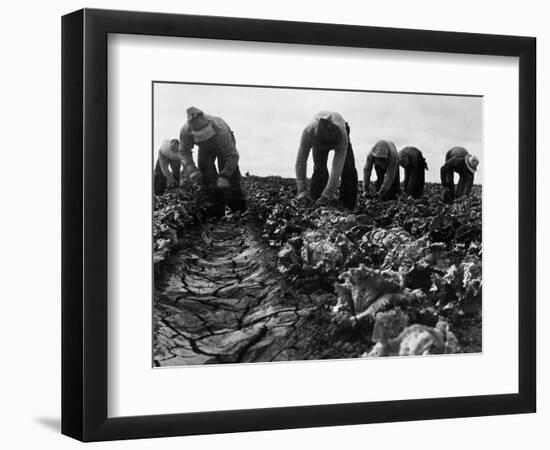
xmin=61 ymin=8 xmax=536 ymax=442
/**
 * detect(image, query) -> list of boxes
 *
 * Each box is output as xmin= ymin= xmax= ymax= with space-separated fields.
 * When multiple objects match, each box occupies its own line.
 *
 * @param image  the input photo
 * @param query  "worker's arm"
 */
xmin=321 ymin=131 xmax=348 ymax=199
xmin=158 ymin=152 xmax=174 ymax=182
xmin=440 ymin=158 xmax=458 ymax=188
xmin=363 ymin=153 xmax=374 ymax=193
xmin=377 ymin=147 xmax=399 ymax=197
xmin=178 ymin=126 xmax=199 ymax=177
xmin=295 ymin=126 xmax=313 ymax=194
xmin=218 ymin=127 xmax=240 ymax=178
xmin=440 ymin=158 xmax=456 ymax=202
xmin=462 ymin=173 xmax=474 ymax=196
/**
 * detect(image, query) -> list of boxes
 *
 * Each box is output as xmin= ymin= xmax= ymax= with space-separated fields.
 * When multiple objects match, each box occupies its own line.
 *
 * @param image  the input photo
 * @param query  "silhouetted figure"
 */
xmin=295 ymin=111 xmax=358 ymax=209
xmin=364 ymin=140 xmax=400 ymax=201
xmin=399 ymin=146 xmax=428 ymax=199
xmin=154 ymin=138 xmax=182 ymax=195
xmin=440 ymin=147 xmax=479 ymax=203
xmin=179 ymin=107 xmax=247 ymax=217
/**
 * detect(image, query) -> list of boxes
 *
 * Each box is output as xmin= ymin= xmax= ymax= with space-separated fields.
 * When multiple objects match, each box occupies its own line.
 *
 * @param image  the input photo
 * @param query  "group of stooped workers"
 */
xmin=155 ymin=107 xmax=480 ymax=217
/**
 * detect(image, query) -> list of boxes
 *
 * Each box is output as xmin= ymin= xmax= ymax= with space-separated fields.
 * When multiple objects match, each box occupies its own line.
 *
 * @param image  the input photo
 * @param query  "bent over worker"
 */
xmin=179 ymin=106 xmax=247 ymax=216
xmin=399 ymin=146 xmax=428 ymax=199
xmin=363 ymin=140 xmax=400 ymax=201
xmin=440 ymin=146 xmax=479 ymax=203
xmin=154 ymin=138 xmax=182 ymax=195
xmin=295 ymin=111 xmax=358 ymax=209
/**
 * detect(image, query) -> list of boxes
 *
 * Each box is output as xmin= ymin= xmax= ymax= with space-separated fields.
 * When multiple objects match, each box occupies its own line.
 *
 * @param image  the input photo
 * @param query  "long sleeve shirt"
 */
xmin=178 ymin=115 xmax=239 ymax=178
xmin=440 ymin=147 xmax=473 ymax=196
xmin=295 ymin=111 xmax=349 ymax=199
xmin=364 ymin=140 xmax=399 ymax=197
xmin=440 ymin=147 xmax=470 ymax=186
xmin=399 ymin=146 xmax=426 ymax=170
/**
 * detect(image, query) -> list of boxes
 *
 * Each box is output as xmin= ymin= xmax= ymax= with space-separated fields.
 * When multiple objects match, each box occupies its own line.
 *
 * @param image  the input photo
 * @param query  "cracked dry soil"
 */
xmin=153 ymin=217 xmax=318 ymax=366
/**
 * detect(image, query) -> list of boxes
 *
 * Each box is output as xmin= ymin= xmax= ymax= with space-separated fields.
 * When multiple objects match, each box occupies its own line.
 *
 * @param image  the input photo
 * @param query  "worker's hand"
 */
xmin=166 ymin=177 xmax=177 ymax=189
xmin=189 ymin=170 xmax=203 ymax=187
xmin=315 ymin=196 xmax=333 ymax=208
xmin=442 ymin=188 xmax=454 ymax=204
xmin=217 ymin=175 xmax=231 ymax=190
xmin=296 ymin=190 xmax=312 ymax=206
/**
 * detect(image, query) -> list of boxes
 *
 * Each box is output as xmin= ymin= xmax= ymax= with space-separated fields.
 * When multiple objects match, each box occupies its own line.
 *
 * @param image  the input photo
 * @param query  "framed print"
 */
xmin=61 ymin=8 xmax=536 ymax=442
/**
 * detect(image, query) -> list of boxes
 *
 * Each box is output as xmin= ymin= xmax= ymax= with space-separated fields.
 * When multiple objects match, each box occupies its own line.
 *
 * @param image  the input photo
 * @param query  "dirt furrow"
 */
xmin=153 ymin=217 xmax=314 ymax=366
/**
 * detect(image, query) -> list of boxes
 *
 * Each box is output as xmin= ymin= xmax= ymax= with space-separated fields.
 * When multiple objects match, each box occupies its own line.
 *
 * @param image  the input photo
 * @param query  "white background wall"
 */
xmin=0 ymin=0 xmax=546 ymax=448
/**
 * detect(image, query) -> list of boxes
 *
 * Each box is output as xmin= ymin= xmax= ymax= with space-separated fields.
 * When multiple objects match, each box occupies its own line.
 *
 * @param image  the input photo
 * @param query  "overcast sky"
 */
xmin=154 ymin=83 xmax=483 ymax=184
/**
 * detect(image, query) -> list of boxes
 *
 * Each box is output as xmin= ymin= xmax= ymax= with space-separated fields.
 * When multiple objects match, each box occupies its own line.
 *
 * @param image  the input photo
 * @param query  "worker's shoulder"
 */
xmin=449 ymin=146 xmax=468 ymax=157
xmin=387 ymin=142 xmax=399 ymax=159
xmin=299 ymin=118 xmax=318 ymax=141
xmin=208 ymin=115 xmax=231 ymax=130
xmin=179 ymin=122 xmax=191 ymax=136
xmin=400 ymin=146 xmax=421 ymax=156
xmin=371 ymin=139 xmax=398 ymax=155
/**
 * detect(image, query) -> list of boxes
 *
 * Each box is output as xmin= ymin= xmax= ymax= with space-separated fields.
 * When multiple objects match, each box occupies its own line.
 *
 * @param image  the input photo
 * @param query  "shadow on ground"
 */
xmin=35 ymin=417 xmax=61 ymax=433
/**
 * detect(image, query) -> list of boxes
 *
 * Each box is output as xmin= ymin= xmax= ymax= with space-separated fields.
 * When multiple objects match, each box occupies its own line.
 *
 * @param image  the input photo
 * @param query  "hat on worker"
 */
xmin=317 ymin=111 xmax=333 ymax=122
xmin=371 ymin=140 xmax=390 ymax=158
xmin=465 ymin=154 xmax=479 ymax=173
xmin=159 ymin=138 xmax=179 ymax=153
xmin=187 ymin=106 xmax=216 ymax=143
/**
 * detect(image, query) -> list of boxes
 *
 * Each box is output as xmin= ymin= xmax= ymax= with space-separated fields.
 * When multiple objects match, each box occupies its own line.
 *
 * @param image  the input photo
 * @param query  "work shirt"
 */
xmin=178 ymin=115 xmax=239 ymax=178
xmin=295 ymin=111 xmax=349 ymax=200
xmin=399 ymin=146 xmax=427 ymax=170
xmin=441 ymin=147 xmax=472 ymax=185
xmin=158 ymin=139 xmax=180 ymax=179
xmin=440 ymin=147 xmax=474 ymax=199
xmin=364 ymin=140 xmax=399 ymax=197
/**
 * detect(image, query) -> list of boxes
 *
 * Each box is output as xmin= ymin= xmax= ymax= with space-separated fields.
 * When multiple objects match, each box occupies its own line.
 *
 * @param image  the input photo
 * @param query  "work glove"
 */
xmin=189 ymin=170 xmax=203 ymax=187
xmin=217 ymin=175 xmax=231 ymax=190
xmin=296 ymin=190 xmax=312 ymax=206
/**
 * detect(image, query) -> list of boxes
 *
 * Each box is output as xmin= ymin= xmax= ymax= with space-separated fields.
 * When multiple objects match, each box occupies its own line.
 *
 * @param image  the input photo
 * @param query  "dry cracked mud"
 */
xmin=153 ymin=216 xmax=318 ymax=366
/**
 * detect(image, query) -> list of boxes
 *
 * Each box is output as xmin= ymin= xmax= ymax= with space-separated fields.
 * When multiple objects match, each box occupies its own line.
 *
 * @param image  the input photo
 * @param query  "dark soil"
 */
xmin=153 ymin=176 xmax=482 ymax=365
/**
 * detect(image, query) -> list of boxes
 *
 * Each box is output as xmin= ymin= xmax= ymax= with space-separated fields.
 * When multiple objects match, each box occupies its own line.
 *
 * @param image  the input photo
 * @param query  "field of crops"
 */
xmin=153 ymin=176 xmax=482 ymax=365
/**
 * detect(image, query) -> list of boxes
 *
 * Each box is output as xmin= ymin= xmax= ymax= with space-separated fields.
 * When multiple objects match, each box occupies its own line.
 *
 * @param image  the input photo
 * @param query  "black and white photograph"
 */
xmin=0 ymin=0 xmax=544 ymax=446
xmin=152 ymin=82 xmax=483 ymax=366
